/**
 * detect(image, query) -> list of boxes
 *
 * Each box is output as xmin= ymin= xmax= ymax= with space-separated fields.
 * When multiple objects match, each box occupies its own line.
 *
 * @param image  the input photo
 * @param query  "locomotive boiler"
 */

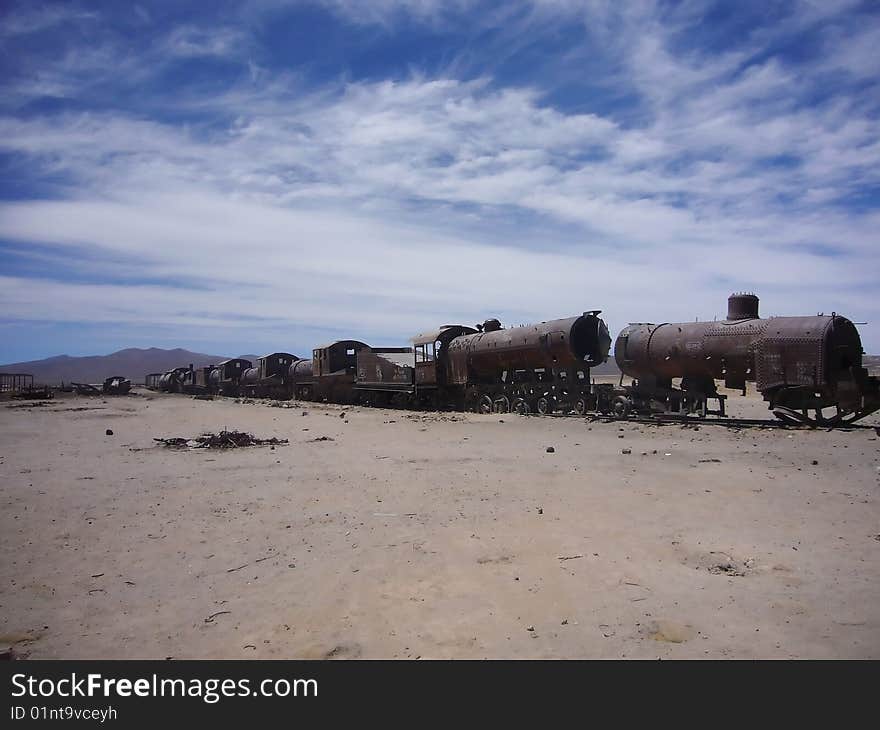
xmin=443 ymin=311 xmax=612 ymax=414
xmin=614 ymin=294 xmax=879 ymax=425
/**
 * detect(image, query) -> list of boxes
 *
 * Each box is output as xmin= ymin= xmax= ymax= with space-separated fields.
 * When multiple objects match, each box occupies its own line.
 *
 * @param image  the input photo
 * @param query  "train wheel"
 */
xmin=573 ymin=397 xmax=587 ymax=416
xmin=512 ymin=398 xmax=530 ymax=415
xmin=492 ymin=395 xmax=511 ymax=414
xmin=612 ymin=395 xmax=630 ymax=418
xmin=478 ymin=395 xmax=494 ymax=414
xmin=536 ymin=396 xmax=552 ymax=415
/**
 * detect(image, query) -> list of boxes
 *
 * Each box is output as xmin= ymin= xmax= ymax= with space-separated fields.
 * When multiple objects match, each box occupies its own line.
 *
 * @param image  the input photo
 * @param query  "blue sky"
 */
xmin=1 ymin=0 xmax=878 ymax=362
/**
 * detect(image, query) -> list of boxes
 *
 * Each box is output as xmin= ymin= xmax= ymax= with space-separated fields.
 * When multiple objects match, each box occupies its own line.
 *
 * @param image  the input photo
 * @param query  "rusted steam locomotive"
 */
xmin=151 ymin=311 xmax=613 ymax=414
xmin=613 ymin=294 xmax=879 ymax=425
xmin=149 ymin=295 xmax=878 ymax=426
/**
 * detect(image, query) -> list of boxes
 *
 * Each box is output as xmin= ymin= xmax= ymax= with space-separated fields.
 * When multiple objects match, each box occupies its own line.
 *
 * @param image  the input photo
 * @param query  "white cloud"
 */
xmin=1 ymin=0 xmax=879 ymax=355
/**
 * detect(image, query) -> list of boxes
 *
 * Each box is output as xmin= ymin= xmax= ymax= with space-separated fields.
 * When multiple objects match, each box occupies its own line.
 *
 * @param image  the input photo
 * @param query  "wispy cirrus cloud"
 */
xmin=0 ymin=0 xmax=878 ymax=361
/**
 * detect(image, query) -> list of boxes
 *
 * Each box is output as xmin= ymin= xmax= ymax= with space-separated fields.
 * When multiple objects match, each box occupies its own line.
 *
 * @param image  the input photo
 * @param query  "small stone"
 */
xmin=526 ymin=625 xmax=535 ymax=632
xmin=340 ymin=412 xmax=346 ymax=418
xmin=105 ymin=429 xmax=113 ymax=436
xmin=811 ymin=460 xmax=818 ymax=466
xmin=537 ymin=508 xmax=543 ymax=515
xmin=546 ymin=446 xmax=555 ymax=453
xmin=618 ymin=434 xmax=625 ymax=439
xmin=621 ymin=448 xmax=632 ymax=454
xmin=561 ymin=619 xmax=568 ymax=625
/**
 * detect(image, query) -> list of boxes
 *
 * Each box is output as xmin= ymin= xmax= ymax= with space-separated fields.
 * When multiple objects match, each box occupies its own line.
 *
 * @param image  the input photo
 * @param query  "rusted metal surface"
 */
xmin=311 ymin=341 xmax=369 ymax=403
xmin=412 ymin=325 xmax=477 ymax=388
xmin=446 ymin=311 xmax=611 ymax=385
xmin=289 ymin=358 xmax=314 ymax=399
xmin=312 ymin=341 xmax=369 ymax=377
xmin=727 ymin=292 xmax=760 ymax=320
xmin=241 ymin=353 xmax=299 ymax=398
xmin=412 ymin=325 xmax=477 ymax=346
xmin=159 ymin=367 xmax=190 ymax=393
xmin=356 ymin=347 xmax=415 ymax=391
xmin=614 ymin=294 xmax=879 ymax=424
xmin=211 ymin=358 xmax=251 ymax=395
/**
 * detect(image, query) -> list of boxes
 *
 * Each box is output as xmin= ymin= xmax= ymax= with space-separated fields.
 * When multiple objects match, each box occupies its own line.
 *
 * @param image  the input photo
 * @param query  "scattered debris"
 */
xmin=204 ymin=611 xmax=231 ymax=624
xmin=557 ymin=554 xmax=584 ymax=561
xmin=709 ymin=562 xmax=746 ymax=577
xmin=308 ymin=436 xmax=335 ymax=442
xmin=193 ymin=395 xmax=214 ymax=401
xmin=698 ymin=458 xmax=721 ymax=463
xmin=102 ymin=376 xmax=131 ymax=395
xmin=154 ymin=431 xmax=288 ymax=449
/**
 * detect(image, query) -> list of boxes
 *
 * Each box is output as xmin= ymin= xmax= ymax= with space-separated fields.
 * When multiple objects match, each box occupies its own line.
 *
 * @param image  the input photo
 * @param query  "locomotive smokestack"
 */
xmin=727 ymin=293 xmax=759 ymax=320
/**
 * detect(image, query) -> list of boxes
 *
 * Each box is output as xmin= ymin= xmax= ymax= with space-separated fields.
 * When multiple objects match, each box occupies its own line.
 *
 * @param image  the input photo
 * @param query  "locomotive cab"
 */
xmin=412 ymin=325 xmax=478 ymax=389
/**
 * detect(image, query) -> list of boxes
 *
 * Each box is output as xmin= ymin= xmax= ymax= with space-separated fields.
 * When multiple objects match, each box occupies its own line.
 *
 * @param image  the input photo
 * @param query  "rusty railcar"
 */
xmin=410 ymin=324 xmax=478 ymax=408
xmin=208 ymin=358 xmax=252 ymax=396
xmin=310 ymin=340 xmax=369 ymax=403
xmin=407 ymin=312 xmax=611 ymax=413
xmin=354 ymin=347 xmax=416 ymax=406
xmin=240 ymin=352 xmax=299 ymax=399
xmin=288 ymin=358 xmax=314 ymax=400
xmin=178 ymin=364 xmax=216 ymax=394
xmin=614 ymin=294 xmax=880 ymax=425
xmin=158 ymin=367 xmax=189 ymax=393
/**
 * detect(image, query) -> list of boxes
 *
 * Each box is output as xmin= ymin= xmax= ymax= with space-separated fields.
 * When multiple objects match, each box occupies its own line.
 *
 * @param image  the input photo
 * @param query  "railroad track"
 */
xmin=574 ymin=412 xmax=878 ymax=431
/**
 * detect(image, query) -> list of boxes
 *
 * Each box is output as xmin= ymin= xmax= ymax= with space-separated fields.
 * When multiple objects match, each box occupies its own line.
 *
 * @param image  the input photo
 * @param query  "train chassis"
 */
xmin=605 ymin=376 xmax=728 ymax=419
xmin=462 ymin=369 xmax=614 ymax=416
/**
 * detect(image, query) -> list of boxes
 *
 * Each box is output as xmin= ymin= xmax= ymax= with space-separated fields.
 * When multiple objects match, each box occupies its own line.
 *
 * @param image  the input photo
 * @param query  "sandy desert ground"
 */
xmin=1 ymin=386 xmax=878 ymax=659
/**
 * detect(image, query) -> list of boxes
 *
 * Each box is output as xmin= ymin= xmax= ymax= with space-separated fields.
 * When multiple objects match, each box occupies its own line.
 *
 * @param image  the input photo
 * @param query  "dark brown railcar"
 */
xmin=209 ymin=358 xmax=252 ymax=396
xmin=354 ymin=347 xmax=416 ymax=406
xmin=289 ymin=358 xmax=314 ymax=400
xmin=179 ymin=363 xmax=216 ymax=394
xmin=614 ymin=294 xmax=879 ymax=424
xmin=311 ymin=340 xmax=369 ymax=403
xmin=241 ymin=352 xmax=299 ymax=398
xmin=158 ymin=367 xmax=189 ymax=393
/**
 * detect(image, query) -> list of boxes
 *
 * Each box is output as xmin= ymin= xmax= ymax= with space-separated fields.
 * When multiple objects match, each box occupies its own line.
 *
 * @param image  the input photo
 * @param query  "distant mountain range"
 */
xmin=0 ymin=348 xmax=260 ymax=385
